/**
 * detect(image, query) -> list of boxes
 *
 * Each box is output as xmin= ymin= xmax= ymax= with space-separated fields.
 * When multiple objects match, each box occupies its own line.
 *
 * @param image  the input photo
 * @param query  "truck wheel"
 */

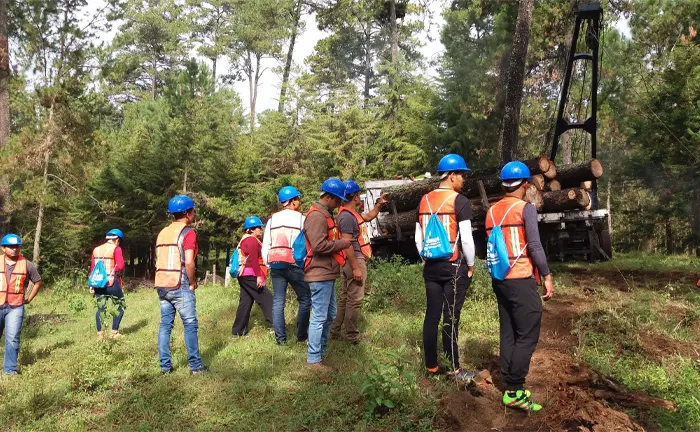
xmin=599 ymin=230 xmax=613 ymax=260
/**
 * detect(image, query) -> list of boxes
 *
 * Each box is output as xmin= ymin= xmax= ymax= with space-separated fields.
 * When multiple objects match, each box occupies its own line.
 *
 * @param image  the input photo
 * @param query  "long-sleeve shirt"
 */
xmin=522 ymin=203 xmax=550 ymax=277
xmin=239 ymin=236 xmax=264 ymax=278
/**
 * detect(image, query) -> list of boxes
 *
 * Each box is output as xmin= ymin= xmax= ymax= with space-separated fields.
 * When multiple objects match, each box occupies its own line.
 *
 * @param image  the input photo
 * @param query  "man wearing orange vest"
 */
xmin=304 ymin=178 xmax=351 ymax=372
xmin=89 ymin=229 xmax=126 ymax=339
xmin=154 ymin=195 xmax=206 ymax=375
xmin=261 ymin=186 xmax=312 ymax=345
xmin=330 ymin=180 xmax=387 ymax=344
xmin=0 ymin=234 xmax=43 ymax=375
xmin=415 ymin=154 xmax=476 ymax=382
xmin=485 ymin=161 xmax=554 ymax=412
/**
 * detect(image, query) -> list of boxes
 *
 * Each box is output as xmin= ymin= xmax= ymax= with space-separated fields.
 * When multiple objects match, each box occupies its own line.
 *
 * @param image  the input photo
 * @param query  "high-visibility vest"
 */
xmin=237 ymin=234 xmax=268 ymax=278
xmin=0 ymin=255 xmax=27 ymax=306
xmin=304 ymin=207 xmax=347 ymax=270
xmin=267 ymin=211 xmax=303 ymax=265
xmin=338 ymin=206 xmax=372 ymax=259
xmin=485 ymin=197 xmax=533 ymax=279
xmin=92 ymin=242 xmax=117 ymax=287
xmin=418 ymin=188 xmax=460 ymax=262
xmin=155 ymin=221 xmax=192 ymax=288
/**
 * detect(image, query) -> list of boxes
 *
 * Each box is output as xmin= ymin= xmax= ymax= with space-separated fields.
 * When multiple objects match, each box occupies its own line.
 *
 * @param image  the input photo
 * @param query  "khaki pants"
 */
xmin=330 ymin=257 xmax=366 ymax=342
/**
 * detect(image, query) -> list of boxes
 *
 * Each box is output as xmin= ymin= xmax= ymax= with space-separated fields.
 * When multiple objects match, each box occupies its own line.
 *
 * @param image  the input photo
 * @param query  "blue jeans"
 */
xmin=271 ymin=266 xmax=311 ymax=343
xmin=0 ymin=304 xmax=24 ymax=374
xmin=157 ymin=288 xmax=203 ymax=371
xmin=94 ymin=279 xmax=125 ymax=332
xmin=307 ymin=280 xmax=336 ymax=364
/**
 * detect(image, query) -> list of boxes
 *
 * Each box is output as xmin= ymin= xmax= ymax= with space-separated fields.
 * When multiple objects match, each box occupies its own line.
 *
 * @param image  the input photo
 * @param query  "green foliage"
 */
xmin=95 ymin=294 xmax=127 ymax=331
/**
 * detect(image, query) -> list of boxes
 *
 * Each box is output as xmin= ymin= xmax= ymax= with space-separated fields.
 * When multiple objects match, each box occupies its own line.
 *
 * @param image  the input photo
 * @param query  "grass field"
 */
xmin=0 ymin=255 xmax=698 ymax=431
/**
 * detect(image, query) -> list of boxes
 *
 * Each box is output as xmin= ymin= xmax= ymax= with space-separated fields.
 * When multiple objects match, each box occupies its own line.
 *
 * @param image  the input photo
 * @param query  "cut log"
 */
xmin=580 ymin=181 xmax=592 ymax=190
xmin=542 ymin=188 xmax=591 ymax=212
xmin=543 ymin=160 xmax=557 ymax=179
xmin=544 ymin=179 xmax=561 ymax=192
xmin=556 ymin=159 xmax=603 ymax=189
xmin=525 ymin=184 xmax=544 ymax=210
xmin=530 ymin=174 xmax=545 ymax=191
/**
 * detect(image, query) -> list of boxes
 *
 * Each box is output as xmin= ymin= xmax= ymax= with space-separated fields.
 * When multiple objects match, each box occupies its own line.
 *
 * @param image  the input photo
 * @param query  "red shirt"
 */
xmin=240 ymin=236 xmax=263 ymax=277
xmin=183 ymin=230 xmax=198 ymax=257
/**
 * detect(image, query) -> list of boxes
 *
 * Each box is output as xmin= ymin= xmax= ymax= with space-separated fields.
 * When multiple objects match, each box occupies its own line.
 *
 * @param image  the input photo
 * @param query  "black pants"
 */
xmin=232 ymin=276 xmax=273 ymax=336
xmin=423 ymin=262 xmax=471 ymax=370
xmin=492 ymin=278 xmax=542 ymax=391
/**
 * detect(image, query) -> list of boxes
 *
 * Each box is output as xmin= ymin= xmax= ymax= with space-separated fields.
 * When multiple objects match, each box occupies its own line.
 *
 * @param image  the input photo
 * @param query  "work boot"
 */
xmin=502 ymin=389 xmax=542 ymax=412
xmin=190 ymin=367 xmax=209 ymax=375
xmin=426 ymin=365 xmax=449 ymax=377
xmin=451 ymin=368 xmax=476 ymax=384
xmin=307 ymin=362 xmax=333 ymax=374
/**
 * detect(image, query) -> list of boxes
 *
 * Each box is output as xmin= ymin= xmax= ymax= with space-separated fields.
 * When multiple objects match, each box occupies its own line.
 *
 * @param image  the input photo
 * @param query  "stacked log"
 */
xmin=555 ymin=159 xmax=603 ymax=189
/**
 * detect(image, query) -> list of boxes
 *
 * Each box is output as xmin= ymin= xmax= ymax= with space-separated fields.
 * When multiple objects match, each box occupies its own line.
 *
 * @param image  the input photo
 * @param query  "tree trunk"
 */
xmin=499 ymin=0 xmax=535 ymax=163
xmin=183 ymin=165 xmax=188 ymax=193
xmin=562 ymin=131 xmax=573 ymax=164
xmin=212 ymin=56 xmax=217 ymax=91
xmin=151 ymin=51 xmax=157 ymax=101
xmin=33 ymin=149 xmax=51 ymax=263
xmin=665 ymin=218 xmax=673 ymax=255
xmin=607 ymin=179 xmax=613 ymax=236
xmin=278 ymin=0 xmax=303 ymax=113
xmin=694 ymin=186 xmax=700 ymax=256
xmin=542 ymin=188 xmax=591 ymax=212
xmin=390 ymin=0 xmax=398 ymax=64
xmin=0 ymin=0 xmax=9 ymax=234
xmin=363 ymin=27 xmax=372 ymax=109
xmin=555 ymin=159 xmax=604 ymax=187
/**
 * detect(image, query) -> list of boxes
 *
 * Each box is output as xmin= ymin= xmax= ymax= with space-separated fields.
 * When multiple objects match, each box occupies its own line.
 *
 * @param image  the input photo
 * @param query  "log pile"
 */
xmin=377 ymin=157 xmax=603 ymax=235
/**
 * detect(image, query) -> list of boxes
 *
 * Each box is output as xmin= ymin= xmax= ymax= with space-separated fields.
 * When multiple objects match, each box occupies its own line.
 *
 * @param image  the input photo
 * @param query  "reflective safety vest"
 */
xmin=0 ymin=255 xmax=27 ymax=306
xmin=155 ymin=221 xmax=191 ymax=288
xmin=417 ymin=188 xmax=460 ymax=262
xmin=92 ymin=242 xmax=117 ymax=287
xmin=237 ymin=234 xmax=268 ymax=278
xmin=338 ymin=206 xmax=372 ymax=259
xmin=304 ymin=207 xmax=347 ymax=270
xmin=485 ymin=197 xmax=533 ymax=279
xmin=267 ymin=211 xmax=303 ymax=266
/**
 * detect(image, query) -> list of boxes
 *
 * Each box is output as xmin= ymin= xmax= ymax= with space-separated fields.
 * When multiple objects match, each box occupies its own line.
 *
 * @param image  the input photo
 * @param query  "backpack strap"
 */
xmin=498 ymin=201 xmax=522 ymax=227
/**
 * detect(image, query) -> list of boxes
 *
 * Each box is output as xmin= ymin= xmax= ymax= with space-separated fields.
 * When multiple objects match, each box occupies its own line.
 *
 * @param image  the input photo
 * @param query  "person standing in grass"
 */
xmin=154 ymin=195 xmax=206 ymax=375
xmin=485 ymin=161 xmax=555 ymax=412
xmin=303 ymin=178 xmax=351 ymax=373
xmin=330 ymin=180 xmax=387 ymax=344
xmin=261 ymin=186 xmax=311 ymax=345
xmin=0 ymin=234 xmax=43 ymax=375
xmin=415 ymin=154 xmax=476 ymax=382
xmin=89 ymin=229 xmax=126 ymax=339
xmin=232 ymin=216 xmax=274 ymax=336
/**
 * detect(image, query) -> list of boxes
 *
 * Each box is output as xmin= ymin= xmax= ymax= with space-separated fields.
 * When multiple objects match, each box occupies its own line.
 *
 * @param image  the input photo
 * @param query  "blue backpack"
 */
xmin=420 ymin=193 xmax=459 ymax=260
xmin=292 ymin=229 xmax=307 ymax=268
xmin=486 ymin=202 xmax=527 ymax=280
xmin=87 ymin=260 xmax=109 ymax=289
xmin=228 ymin=248 xmax=241 ymax=277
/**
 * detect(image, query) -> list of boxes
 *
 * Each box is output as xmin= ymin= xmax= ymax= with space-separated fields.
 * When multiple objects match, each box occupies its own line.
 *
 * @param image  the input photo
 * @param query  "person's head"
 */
xmin=319 ymin=178 xmax=346 ymax=211
xmin=168 ymin=195 xmax=196 ymax=225
xmin=278 ymin=186 xmax=302 ymax=211
xmin=1 ymin=234 xmax=22 ymax=260
xmin=437 ymin=154 xmax=471 ymax=192
xmin=342 ymin=180 xmax=362 ymax=208
xmin=243 ymin=216 xmax=264 ymax=238
xmin=500 ymin=161 xmax=531 ymax=198
xmin=105 ymin=228 xmax=124 ymax=246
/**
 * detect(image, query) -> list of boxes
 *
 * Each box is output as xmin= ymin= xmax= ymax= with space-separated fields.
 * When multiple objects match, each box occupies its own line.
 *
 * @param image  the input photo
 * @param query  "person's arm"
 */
xmin=261 ymin=220 xmax=271 ymax=266
xmin=338 ymin=213 xmax=362 ymax=281
xmin=523 ymin=203 xmax=554 ymax=300
xmin=361 ymin=194 xmax=389 ymax=222
xmin=414 ymin=222 xmax=422 ymax=255
xmin=305 ymin=212 xmax=350 ymax=255
xmin=183 ymin=231 xmax=198 ymax=290
xmin=455 ymin=196 xmax=475 ymax=276
xmin=24 ymin=263 xmax=43 ymax=304
xmin=114 ymin=247 xmax=125 ymax=273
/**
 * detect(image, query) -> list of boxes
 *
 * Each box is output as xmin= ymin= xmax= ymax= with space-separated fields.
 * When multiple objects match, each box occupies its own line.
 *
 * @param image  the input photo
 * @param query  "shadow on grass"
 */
xmin=0 ymin=386 xmax=70 ymax=428
xmin=21 ymin=339 xmax=75 ymax=367
xmin=121 ymin=318 xmax=148 ymax=335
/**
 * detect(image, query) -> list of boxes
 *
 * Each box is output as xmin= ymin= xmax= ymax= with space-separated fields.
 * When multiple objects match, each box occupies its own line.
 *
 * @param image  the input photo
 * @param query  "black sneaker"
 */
xmin=427 ymin=365 xmax=449 ymax=377
xmin=161 ymin=368 xmax=174 ymax=375
xmin=190 ymin=367 xmax=209 ymax=375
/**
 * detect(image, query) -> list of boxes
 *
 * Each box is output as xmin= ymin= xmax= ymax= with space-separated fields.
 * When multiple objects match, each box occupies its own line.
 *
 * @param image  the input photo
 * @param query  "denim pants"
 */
xmin=271 ymin=266 xmax=311 ymax=343
xmin=94 ymin=279 xmax=125 ymax=332
xmin=157 ymin=287 xmax=203 ymax=371
xmin=307 ymin=280 xmax=336 ymax=364
xmin=0 ymin=304 xmax=24 ymax=374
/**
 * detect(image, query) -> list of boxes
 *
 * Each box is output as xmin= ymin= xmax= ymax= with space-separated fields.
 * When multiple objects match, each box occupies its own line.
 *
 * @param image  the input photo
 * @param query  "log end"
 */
xmin=591 ymin=158 xmax=604 ymax=178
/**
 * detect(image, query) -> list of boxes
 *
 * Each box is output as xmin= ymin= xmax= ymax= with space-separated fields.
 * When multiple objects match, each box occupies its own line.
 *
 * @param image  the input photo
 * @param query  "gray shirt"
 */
xmin=337 ymin=211 xmax=363 ymax=259
xmin=522 ymin=204 xmax=550 ymax=276
xmin=4 ymin=259 xmax=42 ymax=290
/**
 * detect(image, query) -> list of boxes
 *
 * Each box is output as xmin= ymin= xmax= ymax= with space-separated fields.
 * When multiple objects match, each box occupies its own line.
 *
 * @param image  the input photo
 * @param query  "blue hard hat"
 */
xmin=321 ymin=178 xmax=347 ymax=201
xmin=106 ymin=229 xmax=124 ymax=239
xmin=243 ymin=216 xmax=264 ymax=230
xmin=437 ymin=154 xmax=470 ymax=173
xmin=278 ymin=186 xmax=301 ymax=203
xmin=344 ymin=180 xmax=361 ymax=197
xmin=500 ymin=161 xmax=531 ymax=181
xmin=168 ymin=195 xmax=196 ymax=213
xmin=1 ymin=234 xmax=22 ymax=247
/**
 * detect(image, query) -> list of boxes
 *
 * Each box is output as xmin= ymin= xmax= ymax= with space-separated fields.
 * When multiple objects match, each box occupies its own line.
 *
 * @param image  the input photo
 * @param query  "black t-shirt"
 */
xmin=423 ymin=193 xmax=472 ymax=274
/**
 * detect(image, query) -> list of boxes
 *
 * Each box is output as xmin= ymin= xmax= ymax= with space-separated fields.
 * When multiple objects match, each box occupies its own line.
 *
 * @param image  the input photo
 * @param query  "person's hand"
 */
xmin=189 ymin=281 xmax=198 ymax=291
xmin=24 ymin=297 xmax=31 ymax=305
xmin=467 ymin=266 xmax=474 ymax=278
xmin=256 ymin=276 xmax=266 ymax=288
xmin=89 ymin=287 xmax=95 ymax=294
xmin=352 ymin=267 xmax=363 ymax=282
xmin=339 ymin=239 xmax=351 ymax=249
xmin=542 ymin=275 xmax=555 ymax=301
xmin=377 ymin=193 xmax=389 ymax=207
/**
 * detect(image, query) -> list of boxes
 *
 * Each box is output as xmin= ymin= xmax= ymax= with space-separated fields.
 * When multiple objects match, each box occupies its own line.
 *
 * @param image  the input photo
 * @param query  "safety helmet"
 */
xmin=321 ymin=178 xmax=347 ymax=201
xmin=1 ymin=234 xmax=22 ymax=247
xmin=437 ymin=154 xmax=470 ymax=173
xmin=278 ymin=186 xmax=301 ymax=204
xmin=168 ymin=195 xmax=196 ymax=213
xmin=500 ymin=161 xmax=531 ymax=181
xmin=106 ymin=229 xmax=125 ymax=240
xmin=243 ymin=216 xmax=264 ymax=230
xmin=344 ymin=180 xmax=361 ymax=197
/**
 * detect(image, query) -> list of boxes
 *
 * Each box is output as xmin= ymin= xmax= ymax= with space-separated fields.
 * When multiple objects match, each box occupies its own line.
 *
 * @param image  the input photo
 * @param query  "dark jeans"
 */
xmin=94 ymin=279 xmax=125 ymax=332
xmin=232 ymin=276 xmax=274 ymax=336
xmin=423 ymin=262 xmax=471 ymax=370
xmin=271 ymin=266 xmax=311 ymax=343
xmin=492 ymin=278 xmax=542 ymax=391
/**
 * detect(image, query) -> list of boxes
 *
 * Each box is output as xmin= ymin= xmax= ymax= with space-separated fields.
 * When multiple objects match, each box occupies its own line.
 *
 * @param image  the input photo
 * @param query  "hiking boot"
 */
xmin=161 ymin=368 xmax=174 ymax=375
xmin=426 ymin=365 xmax=449 ymax=377
xmin=502 ymin=389 xmax=542 ymax=412
xmin=307 ymin=362 xmax=333 ymax=374
xmin=451 ymin=368 xmax=476 ymax=384
xmin=190 ymin=367 xmax=209 ymax=375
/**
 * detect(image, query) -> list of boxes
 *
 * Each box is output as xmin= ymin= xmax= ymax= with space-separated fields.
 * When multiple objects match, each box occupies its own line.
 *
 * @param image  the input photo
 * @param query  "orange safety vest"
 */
xmin=237 ymin=234 xmax=268 ymax=278
xmin=155 ymin=221 xmax=191 ymax=288
xmin=267 ymin=212 xmax=303 ymax=265
xmin=0 ymin=255 xmax=28 ymax=306
xmin=417 ymin=189 xmax=460 ymax=262
xmin=304 ymin=207 xmax=347 ymax=270
xmin=485 ymin=197 xmax=534 ymax=279
xmin=338 ymin=206 xmax=372 ymax=259
xmin=92 ymin=242 xmax=117 ymax=287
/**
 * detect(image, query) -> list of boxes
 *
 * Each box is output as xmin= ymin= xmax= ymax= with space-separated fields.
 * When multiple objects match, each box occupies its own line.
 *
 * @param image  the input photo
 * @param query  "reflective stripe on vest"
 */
xmin=237 ymin=234 xmax=268 ymax=278
xmin=417 ymin=189 xmax=460 ymax=262
xmin=92 ymin=242 xmax=117 ymax=286
xmin=155 ymin=221 xmax=189 ymax=288
xmin=338 ymin=207 xmax=372 ymax=259
xmin=485 ymin=197 xmax=533 ymax=279
xmin=304 ymin=207 xmax=347 ymax=270
xmin=267 ymin=211 xmax=303 ymax=265
xmin=0 ymin=255 xmax=27 ymax=306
